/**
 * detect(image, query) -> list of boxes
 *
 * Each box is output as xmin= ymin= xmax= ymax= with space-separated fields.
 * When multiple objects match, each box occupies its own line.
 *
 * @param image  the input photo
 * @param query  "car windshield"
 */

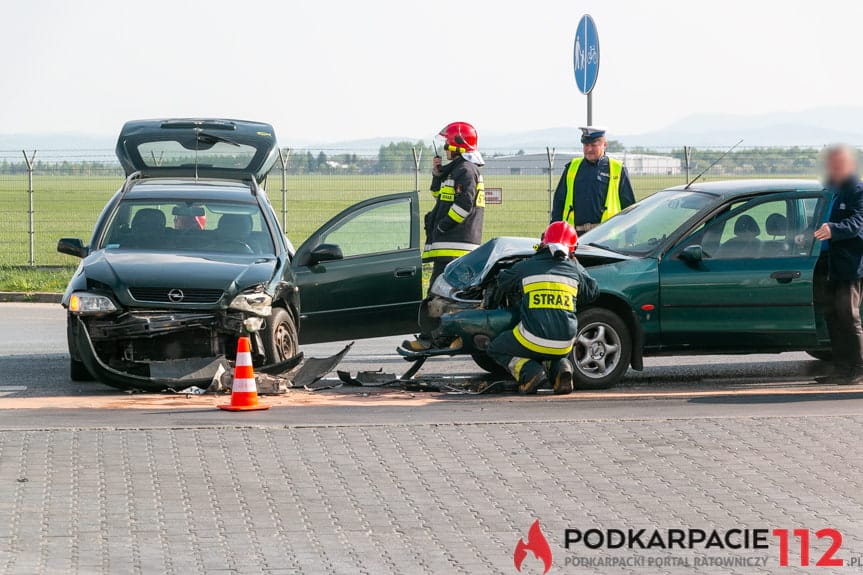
xmin=580 ymin=190 xmax=716 ymax=255
xmin=100 ymin=199 xmax=275 ymax=256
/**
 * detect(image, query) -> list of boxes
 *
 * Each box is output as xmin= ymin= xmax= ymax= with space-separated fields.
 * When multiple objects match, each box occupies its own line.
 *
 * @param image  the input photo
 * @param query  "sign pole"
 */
xmin=574 ymin=14 xmax=599 ymax=125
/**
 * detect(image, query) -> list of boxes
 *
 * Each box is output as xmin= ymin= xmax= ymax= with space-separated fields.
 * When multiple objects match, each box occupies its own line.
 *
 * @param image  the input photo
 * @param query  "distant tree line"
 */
xmin=661 ymin=147 xmax=821 ymax=175
xmin=0 ymin=144 xmax=826 ymax=176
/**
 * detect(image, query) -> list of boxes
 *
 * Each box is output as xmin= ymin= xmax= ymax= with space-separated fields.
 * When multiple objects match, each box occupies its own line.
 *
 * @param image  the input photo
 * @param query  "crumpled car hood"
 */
xmin=80 ymin=250 xmax=278 ymax=307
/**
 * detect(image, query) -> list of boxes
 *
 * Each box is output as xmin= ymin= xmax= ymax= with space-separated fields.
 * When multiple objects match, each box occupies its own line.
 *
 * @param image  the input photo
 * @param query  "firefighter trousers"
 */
xmin=486 ymin=329 xmax=569 ymax=384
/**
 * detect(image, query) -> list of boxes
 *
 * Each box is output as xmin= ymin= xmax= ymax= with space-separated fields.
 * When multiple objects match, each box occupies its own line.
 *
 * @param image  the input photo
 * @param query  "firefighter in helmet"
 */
xmin=403 ymin=121 xmax=485 ymax=352
xmin=423 ymin=121 xmax=485 ymax=285
xmin=486 ymin=221 xmax=598 ymax=395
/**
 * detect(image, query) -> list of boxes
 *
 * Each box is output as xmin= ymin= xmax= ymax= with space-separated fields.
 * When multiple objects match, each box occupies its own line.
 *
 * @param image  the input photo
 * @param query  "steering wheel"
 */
xmin=223 ymin=240 xmax=255 ymax=254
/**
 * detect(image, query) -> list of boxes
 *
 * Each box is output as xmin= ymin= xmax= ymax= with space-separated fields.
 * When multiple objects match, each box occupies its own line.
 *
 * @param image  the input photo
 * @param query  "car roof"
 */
xmin=124 ymin=178 xmax=258 ymax=203
xmin=665 ymin=178 xmax=824 ymax=197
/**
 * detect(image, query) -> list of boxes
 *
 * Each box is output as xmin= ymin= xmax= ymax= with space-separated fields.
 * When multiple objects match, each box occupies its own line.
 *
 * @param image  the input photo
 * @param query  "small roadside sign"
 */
xmin=484 ymin=187 xmax=503 ymax=205
xmin=574 ymin=14 xmax=600 ymax=95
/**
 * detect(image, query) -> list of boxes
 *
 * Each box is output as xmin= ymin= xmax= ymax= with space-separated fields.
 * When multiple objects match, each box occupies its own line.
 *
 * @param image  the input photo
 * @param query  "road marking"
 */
xmin=0 ymin=386 xmax=27 ymax=398
xmin=572 ymin=384 xmax=863 ymax=401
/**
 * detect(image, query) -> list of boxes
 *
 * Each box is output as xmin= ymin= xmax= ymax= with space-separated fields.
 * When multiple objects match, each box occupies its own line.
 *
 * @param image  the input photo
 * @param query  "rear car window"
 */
xmin=137 ymin=141 xmax=258 ymax=171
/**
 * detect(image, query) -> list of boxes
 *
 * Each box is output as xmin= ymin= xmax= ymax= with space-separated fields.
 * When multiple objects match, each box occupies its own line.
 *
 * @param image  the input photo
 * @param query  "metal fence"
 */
xmin=0 ymin=146 xmax=828 ymax=267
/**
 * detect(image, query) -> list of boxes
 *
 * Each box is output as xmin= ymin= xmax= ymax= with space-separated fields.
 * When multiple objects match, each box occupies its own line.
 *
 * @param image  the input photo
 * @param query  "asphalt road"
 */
xmin=1 ymin=303 xmax=862 ymax=428
xmin=2 ymin=303 xmax=863 ymax=574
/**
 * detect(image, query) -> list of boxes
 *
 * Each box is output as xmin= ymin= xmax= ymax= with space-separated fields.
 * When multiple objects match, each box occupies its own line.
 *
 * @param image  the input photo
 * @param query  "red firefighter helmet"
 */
xmin=541 ymin=221 xmax=578 ymax=256
xmin=439 ymin=121 xmax=478 ymax=153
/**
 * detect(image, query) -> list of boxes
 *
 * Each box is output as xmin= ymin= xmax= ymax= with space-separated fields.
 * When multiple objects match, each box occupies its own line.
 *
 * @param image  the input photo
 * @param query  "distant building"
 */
xmin=482 ymin=152 xmax=681 ymax=176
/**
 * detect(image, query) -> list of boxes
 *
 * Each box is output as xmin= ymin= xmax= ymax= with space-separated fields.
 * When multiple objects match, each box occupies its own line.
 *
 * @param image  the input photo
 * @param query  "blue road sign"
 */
xmin=574 ymin=14 xmax=600 ymax=94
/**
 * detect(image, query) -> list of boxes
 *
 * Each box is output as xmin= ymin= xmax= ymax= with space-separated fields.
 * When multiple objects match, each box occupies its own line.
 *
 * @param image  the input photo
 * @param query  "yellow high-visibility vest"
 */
xmin=563 ymin=157 xmax=623 ymax=225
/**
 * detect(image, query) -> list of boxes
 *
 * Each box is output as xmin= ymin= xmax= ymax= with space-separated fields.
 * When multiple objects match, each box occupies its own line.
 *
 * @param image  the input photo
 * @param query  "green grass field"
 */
xmin=0 ymin=170 xmax=813 ymax=291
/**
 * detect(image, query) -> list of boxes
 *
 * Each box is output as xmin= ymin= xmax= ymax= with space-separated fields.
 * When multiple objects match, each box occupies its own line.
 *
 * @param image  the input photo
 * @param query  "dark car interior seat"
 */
xmin=216 ymin=214 xmax=254 ymax=252
xmin=760 ymin=213 xmax=789 ymax=257
xmin=126 ymin=208 xmax=167 ymax=249
xmin=720 ymin=214 xmax=761 ymax=258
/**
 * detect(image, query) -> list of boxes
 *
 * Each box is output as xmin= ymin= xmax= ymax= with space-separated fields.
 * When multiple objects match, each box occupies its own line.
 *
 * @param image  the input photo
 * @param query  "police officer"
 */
xmin=550 ymin=127 xmax=635 ymax=234
xmin=403 ymin=122 xmax=485 ymax=352
xmin=423 ymin=121 xmax=485 ymax=286
xmin=486 ymin=221 xmax=598 ymax=395
xmin=814 ymin=144 xmax=863 ymax=385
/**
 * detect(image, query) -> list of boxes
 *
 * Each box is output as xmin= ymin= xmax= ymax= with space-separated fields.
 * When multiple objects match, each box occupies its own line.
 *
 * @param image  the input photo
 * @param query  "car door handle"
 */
xmin=394 ymin=266 xmax=417 ymax=279
xmin=770 ymin=270 xmax=801 ymax=284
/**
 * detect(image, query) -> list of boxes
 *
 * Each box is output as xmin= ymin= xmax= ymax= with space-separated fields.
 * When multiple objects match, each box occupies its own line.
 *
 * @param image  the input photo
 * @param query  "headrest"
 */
xmin=734 ymin=214 xmax=760 ymax=236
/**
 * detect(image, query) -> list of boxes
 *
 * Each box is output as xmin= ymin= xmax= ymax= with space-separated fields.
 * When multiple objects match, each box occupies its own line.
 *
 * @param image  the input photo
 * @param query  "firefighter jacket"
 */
xmin=496 ymin=249 xmax=599 ymax=355
xmin=422 ymin=156 xmax=485 ymax=261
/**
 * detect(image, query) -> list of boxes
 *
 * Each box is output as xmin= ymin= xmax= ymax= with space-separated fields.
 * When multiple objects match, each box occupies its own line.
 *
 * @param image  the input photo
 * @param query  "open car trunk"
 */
xmin=115 ymin=119 xmax=279 ymax=182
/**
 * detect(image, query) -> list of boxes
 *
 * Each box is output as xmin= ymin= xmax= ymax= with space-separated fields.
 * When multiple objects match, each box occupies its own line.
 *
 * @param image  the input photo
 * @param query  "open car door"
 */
xmin=292 ymin=192 xmax=423 ymax=344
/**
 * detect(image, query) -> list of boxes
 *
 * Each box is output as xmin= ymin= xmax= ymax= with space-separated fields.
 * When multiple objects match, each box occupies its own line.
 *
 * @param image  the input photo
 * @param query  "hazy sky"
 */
xmin=1 ymin=0 xmax=860 ymax=143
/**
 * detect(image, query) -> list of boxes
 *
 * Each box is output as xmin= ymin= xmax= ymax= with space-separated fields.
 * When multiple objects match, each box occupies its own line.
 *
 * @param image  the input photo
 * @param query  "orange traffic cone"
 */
xmin=219 ymin=336 xmax=270 ymax=411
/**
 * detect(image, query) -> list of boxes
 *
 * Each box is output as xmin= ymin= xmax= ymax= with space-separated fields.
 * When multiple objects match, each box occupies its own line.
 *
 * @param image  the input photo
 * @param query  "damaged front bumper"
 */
xmin=74 ymin=313 xmax=302 ymax=392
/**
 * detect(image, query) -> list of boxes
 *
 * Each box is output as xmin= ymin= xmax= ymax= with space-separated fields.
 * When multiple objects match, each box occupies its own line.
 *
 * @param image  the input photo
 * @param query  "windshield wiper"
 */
xmin=197 ymin=131 xmax=241 ymax=147
xmin=585 ymin=242 xmax=620 ymax=253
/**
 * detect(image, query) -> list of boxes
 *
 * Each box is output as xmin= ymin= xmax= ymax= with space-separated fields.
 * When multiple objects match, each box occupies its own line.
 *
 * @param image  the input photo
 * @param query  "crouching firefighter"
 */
xmin=487 ymin=221 xmax=598 ymax=395
xmin=404 ymin=121 xmax=485 ymax=352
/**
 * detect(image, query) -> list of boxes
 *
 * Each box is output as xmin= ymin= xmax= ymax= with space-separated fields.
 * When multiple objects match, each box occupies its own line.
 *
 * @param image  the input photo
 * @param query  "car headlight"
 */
xmin=229 ymin=289 xmax=273 ymax=316
xmin=69 ymin=292 xmax=117 ymax=315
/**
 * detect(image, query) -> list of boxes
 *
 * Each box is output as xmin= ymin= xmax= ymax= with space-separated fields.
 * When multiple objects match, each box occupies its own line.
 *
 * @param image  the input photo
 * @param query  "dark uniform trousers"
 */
xmin=825 ymin=279 xmax=863 ymax=371
xmin=428 ymin=257 xmax=455 ymax=290
xmin=486 ymin=331 xmax=568 ymax=383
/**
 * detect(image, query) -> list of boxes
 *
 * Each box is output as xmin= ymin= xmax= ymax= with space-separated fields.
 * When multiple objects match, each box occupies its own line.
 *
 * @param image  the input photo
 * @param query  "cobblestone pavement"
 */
xmin=0 ymin=416 xmax=862 ymax=575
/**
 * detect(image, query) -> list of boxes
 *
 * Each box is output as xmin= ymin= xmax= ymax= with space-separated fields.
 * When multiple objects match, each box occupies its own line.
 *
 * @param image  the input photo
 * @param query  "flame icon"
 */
xmin=514 ymin=519 xmax=553 ymax=574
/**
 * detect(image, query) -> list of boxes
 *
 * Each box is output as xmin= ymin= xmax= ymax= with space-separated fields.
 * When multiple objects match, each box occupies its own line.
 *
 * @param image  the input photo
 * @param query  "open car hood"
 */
xmin=438 ymin=236 xmax=634 ymax=293
xmin=115 ymin=119 xmax=279 ymax=183
xmin=442 ymin=237 xmax=537 ymax=291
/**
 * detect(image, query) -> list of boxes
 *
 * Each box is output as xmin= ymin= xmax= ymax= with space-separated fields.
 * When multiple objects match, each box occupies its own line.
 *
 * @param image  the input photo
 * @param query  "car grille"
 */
xmin=128 ymin=287 xmax=224 ymax=304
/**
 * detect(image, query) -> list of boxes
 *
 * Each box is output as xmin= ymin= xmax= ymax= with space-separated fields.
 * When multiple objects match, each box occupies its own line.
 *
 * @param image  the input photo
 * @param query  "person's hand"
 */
xmin=432 ymin=156 xmax=442 ymax=176
xmin=814 ymin=223 xmax=832 ymax=240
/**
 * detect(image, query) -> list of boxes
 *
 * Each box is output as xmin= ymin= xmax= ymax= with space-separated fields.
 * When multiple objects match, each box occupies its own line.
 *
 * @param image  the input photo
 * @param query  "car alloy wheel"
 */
xmin=575 ymin=320 xmax=622 ymax=379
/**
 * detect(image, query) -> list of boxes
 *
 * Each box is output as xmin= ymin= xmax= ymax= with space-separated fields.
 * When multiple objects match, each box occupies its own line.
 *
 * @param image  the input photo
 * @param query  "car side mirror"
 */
xmin=679 ymin=244 xmax=703 ymax=263
xmin=57 ymin=238 xmax=88 ymax=258
xmin=308 ymin=243 xmax=343 ymax=265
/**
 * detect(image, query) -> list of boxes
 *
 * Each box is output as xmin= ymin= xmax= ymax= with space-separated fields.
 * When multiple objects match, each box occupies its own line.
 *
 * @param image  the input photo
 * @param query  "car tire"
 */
xmin=806 ymin=350 xmax=833 ymax=362
xmin=471 ymin=351 xmax=509 ymax=378
xmin=69 ymin=358 xmax=94 ymax=382
xmin=262 ymin=307 xmax=299 ymax=364
xmin=571 ymin=307 xmax=631 ymax=390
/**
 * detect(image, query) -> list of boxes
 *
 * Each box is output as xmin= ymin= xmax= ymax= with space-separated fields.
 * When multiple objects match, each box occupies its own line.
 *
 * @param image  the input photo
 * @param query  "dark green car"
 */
xmin=58 ymin=119 xmax=423 ymax=390
xmin=420 ymin=179 xmax=834 ymax=389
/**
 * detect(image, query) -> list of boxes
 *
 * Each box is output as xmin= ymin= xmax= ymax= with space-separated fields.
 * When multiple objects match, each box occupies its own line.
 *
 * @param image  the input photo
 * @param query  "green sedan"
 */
xmin=420 ymin=179 xmax=834 ymax=389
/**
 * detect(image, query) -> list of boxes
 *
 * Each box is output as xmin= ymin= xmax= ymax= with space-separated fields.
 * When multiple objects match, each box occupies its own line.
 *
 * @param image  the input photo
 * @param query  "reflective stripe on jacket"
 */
xmin=563 ymin=157 xmax=623 ymax=226
xmin=423 ymin=157 xmax=485 ymax=261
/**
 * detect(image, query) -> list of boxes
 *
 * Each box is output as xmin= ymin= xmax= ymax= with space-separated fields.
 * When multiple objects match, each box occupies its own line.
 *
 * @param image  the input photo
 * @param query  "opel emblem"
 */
xmin=167 ymin=289 xmax=185 ymax=303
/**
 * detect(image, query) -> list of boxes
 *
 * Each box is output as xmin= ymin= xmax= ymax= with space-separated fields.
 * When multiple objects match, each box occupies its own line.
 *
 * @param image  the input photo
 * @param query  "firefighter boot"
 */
xmin=517 ymin=361 xmax=549 ymax=395
xmin=551 ymin=358 xmax=574 ymax=395
xmin=401 ymin=336 xmax=432 ymax=352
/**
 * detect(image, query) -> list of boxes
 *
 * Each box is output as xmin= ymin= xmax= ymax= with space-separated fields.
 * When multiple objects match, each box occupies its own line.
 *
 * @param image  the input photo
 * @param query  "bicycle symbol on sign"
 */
xmin=586 ymin=45 xmax=598 ymax=65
